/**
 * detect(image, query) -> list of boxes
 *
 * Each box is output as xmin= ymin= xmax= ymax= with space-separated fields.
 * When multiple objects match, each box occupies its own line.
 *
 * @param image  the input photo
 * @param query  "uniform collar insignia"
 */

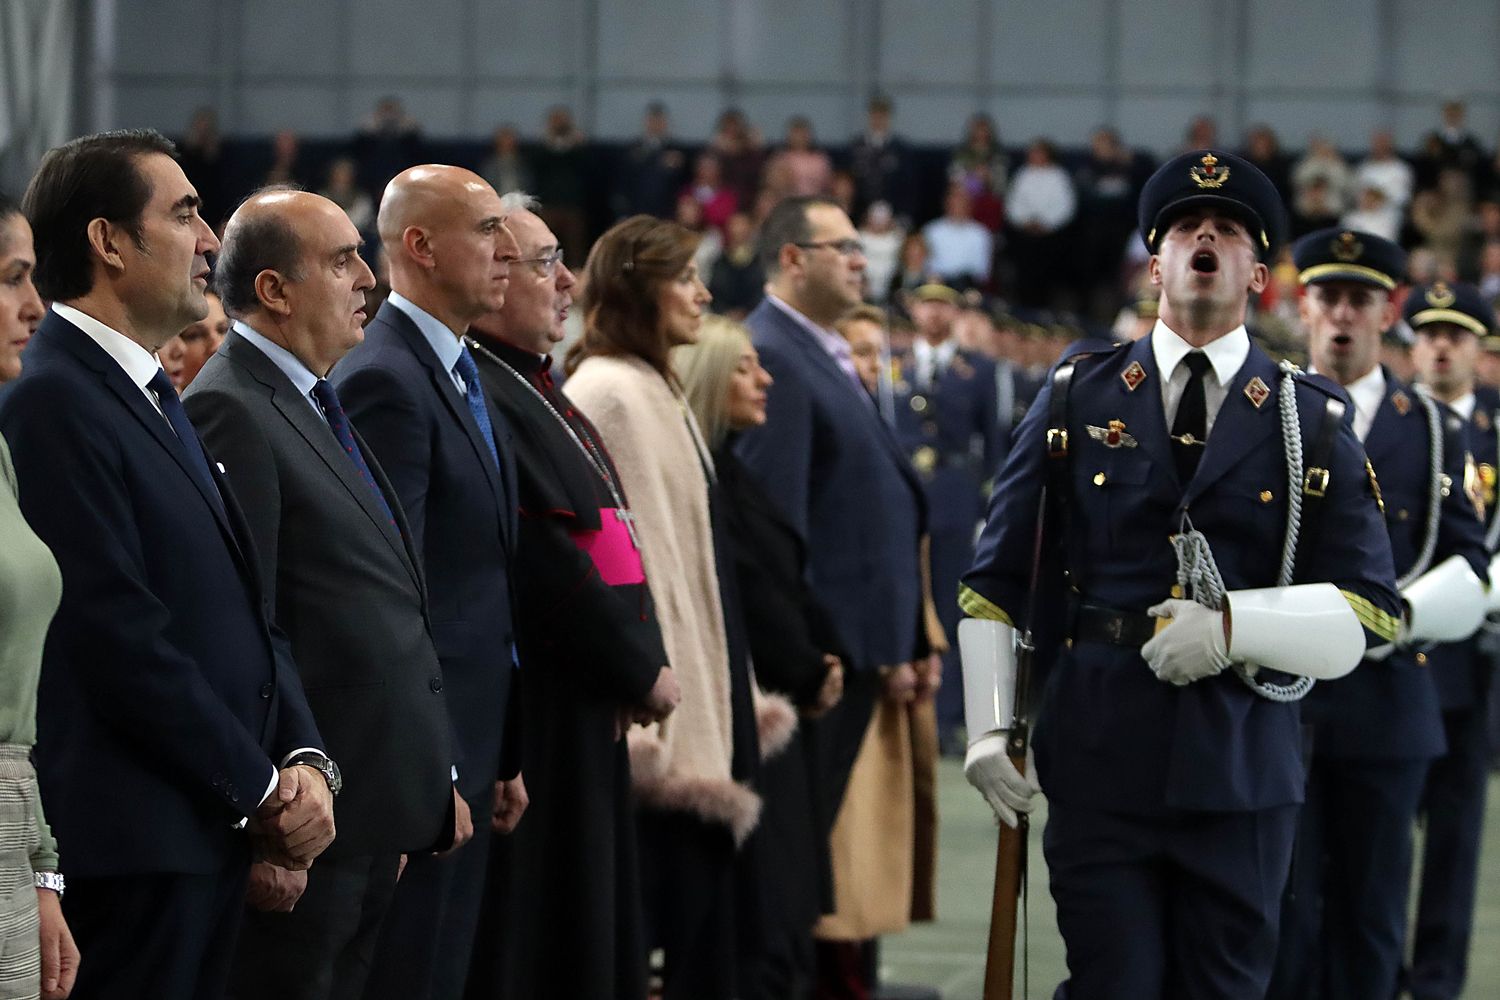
xmin=1244 ymin=376 xmax=1270 ymax=408
xmin=1087 ymin=420 xmax=1137 ymax=448
xmin=1477 ymin=409 xmax=1492 ymax=432
xmin=1391 ymin=389 xmax=1411 ymax=416
xmin=1121 ymin=360 xmax=1148 ymax=391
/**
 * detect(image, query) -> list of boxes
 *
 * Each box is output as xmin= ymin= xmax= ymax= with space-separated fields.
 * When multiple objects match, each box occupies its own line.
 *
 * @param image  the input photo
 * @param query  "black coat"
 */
xmin=464 ymin=335 xmax=663 ymax=1000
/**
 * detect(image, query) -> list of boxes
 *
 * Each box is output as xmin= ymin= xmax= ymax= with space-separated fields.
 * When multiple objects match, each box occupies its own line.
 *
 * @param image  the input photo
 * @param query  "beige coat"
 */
xmin=565 ymin=354 xmax=770 ymax=843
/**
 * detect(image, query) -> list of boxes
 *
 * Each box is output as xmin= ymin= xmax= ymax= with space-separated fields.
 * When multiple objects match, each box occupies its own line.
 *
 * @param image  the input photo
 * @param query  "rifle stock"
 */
xmin=983 ymin=770 xmax=1027 ymax=999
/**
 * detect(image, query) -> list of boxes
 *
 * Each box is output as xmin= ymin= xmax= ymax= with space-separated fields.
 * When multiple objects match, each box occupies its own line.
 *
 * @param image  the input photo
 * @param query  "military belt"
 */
xmin=1067 ymin=601 xmax=1157 ymax=649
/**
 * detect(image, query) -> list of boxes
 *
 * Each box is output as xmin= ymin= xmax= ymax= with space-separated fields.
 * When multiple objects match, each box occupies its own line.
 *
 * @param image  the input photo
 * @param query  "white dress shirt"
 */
xmin=1150 ymin=319 xmax=1250 ymax=438
xmin=232 ymin=321 xmax=324 ymax=420
xmin=52 ymin=303 xmax=168 ymax=416
xmin=386 ymin=292 xmax=468 ymax=395
xmin=913 ymin=336 xmax=959 ymax=390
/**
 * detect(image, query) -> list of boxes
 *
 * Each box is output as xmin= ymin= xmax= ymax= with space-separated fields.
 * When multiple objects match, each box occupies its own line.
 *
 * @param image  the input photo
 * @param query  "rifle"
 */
xmin=984 ymin=359 xmax=1072 ymax=999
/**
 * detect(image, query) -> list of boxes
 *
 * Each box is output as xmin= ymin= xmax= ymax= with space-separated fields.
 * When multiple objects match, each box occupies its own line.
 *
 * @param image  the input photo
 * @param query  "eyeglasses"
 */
xmin=794 ymin=239 xmax=865 ymax=258
xmin=515 ymin=247 xmax=565 ymax=276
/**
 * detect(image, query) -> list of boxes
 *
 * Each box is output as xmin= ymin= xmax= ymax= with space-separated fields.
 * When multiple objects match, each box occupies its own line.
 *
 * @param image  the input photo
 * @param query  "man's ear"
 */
xmin=254 ymin=269 xmax=292 ymax=317
xmin=402 ymin=225 xmax=435 ymax=270
xmin=1147 ymin=254 xmax=1162 ymax=289
xmin=1247 ymin=260 xmax=1270 ymax=296
xmin=85 ymin=218 xmax=126 ymax=274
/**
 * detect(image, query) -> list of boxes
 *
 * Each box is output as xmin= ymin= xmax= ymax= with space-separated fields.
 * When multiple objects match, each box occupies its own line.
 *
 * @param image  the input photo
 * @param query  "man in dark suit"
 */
xmin=0 ymin=130 xmax=337 ymax=998
xmin=333 ymin=165 xmax=526 ymax=1000
xmin=735 ymin=195 xmax=926 ymax=991
xmin=182 ymin=189 xmax=457 ymax=1000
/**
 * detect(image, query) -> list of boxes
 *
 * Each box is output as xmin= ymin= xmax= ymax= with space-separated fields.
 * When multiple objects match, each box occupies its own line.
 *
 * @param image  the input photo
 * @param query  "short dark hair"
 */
xmin=213 ymin=186 xmax=307 ymax=318
xmin=23 ymin=129 xmax=178 ymax=302
xmin=757 ymin=195 xmax=841 ymax=275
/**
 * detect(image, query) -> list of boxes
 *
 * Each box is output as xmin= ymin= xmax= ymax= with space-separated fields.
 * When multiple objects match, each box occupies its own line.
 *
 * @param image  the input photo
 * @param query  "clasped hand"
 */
xmin=1141 ymin=598 xmax=1231 ymax=686
xmin=249 ymin=764 xmax=336 ymax=871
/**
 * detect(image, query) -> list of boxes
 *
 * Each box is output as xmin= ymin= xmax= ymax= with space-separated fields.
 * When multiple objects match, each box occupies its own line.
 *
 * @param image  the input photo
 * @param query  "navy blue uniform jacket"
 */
xmin=962 ymin=334 xmax=1401 ymax=815
xmin=333 ymin=301 xmax=521 ymax=799
xmin=735 ymin=299 xmax=925 ymax=672
xmin=0 ymin=311 xmax=322 ymax=877
xmin=1303 ymin=376 xmax=1489 ymax=758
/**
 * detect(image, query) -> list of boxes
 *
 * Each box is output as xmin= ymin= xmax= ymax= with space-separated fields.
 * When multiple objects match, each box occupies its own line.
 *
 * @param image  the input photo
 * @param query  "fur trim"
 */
xmin=627 ymin=729 xmax=763 ymax=845
xmin=754 ymin=690 xmax=798 ymax=762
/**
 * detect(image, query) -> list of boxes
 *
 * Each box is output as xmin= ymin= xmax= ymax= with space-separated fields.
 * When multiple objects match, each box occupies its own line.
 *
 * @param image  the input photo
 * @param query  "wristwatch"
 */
xmin=285 ymin=751 xmax=342 ymax=797
xmin=34 ymin=871 xmax=64 ymax=897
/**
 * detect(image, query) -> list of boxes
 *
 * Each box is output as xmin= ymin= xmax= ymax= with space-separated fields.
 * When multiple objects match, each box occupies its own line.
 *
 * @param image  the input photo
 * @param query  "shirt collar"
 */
xmin=766 ymin=292 xmax=850 ymax=359
xmin=52 ymin=302 xmax=164 ymax=391
xmin=1150 ymin=318 xmax=1249 ymax=387
xmin=232 ymin=320 xmax=321 ymax=405
xmin=1446 ymin=390 xmax=1477 ymax=421
xmin=1342 ymin=364 xmax=1388 ymax=421
xmin=914 ymin=337 xmax=958 ymax=369
xmin=387 ymin=291 xmax=465 ymax=374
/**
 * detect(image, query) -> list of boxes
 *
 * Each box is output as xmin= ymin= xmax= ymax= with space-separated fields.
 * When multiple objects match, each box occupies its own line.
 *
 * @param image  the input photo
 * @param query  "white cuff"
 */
xmin=1226 ymin=583 xmax=1365 ymax=680
xmin=1405 ymin=554 xmax=1487 ymax=643
xmin=958 ymin=618 xmax=1018 ymax=739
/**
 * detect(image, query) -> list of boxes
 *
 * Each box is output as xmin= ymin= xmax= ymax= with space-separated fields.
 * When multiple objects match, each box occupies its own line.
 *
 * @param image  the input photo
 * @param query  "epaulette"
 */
xmin=1288 ymin=368 xmax=1351 ymax=406
xmin=1054 ymin=337 xmax=1127 ymax=368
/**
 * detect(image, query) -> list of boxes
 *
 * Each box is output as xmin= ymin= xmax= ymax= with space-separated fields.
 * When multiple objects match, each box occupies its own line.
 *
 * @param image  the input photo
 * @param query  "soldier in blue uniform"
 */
xmin=1404 ymin=281 xmax=1499 ymax=1000
xmin=892 ymin=283 xmax=1003 ymax=748
xmin=1267 ymin=234 xmax=1491 ymax=1000
xmin=958 ymin=151 xmax=1402 ymax=999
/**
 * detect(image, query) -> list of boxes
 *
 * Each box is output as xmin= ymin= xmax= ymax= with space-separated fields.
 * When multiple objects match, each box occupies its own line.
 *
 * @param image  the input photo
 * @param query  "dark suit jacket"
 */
xmin=183 ymin=331 xmax=454 ymax=856
xmin=736 ymin=299 xmax=925 ymax=673
xmin=332 ymin=301 xmax=521 ymax=798
xmin=0 ymin=311 xmax=322 ymax=877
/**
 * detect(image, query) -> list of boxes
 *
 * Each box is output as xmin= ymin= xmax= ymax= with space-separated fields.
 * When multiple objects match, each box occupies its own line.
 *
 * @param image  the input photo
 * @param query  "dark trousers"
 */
xmin=228 ymin=853 xmax=401 ymax=1000
xmin=1411 ymin=707 xmax=1492 ymax=999
xmin=362 ymin=791 xmax=493 ymax=1000
xmin=1044 ymin=801 xmax=1297 ymax=1000
xmin=930 ymin=525 xmax=975 ymax=741
xmin=1268 ymin=755 xmax=1430 ymax=1000
xmin=639 ymin=808 xmax=737 ymax=1000
xmin=63 ymin=858 xmax=248 ymax=999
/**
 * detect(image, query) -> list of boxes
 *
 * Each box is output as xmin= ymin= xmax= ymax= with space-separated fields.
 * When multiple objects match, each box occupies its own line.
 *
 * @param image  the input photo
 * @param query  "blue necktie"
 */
xmin=312 ymin=379 xmax=397 ymax=526
xmin=452 ymin=347 xmax=500 ymax=469
xmin=147 ymin=368 xmax=225 ymax=517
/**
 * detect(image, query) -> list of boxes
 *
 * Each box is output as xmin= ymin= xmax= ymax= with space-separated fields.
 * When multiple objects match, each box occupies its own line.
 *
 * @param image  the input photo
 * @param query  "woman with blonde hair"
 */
xmin=676 ymin=315 xmax=847 ymax=997
xmin=564 ymin=216 xmax=792 ymax=999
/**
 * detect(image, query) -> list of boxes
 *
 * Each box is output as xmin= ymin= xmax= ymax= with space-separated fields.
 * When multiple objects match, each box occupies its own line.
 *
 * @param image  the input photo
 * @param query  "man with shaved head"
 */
xmin=333 ymin=165 xmax=526 ymax=1000
xmin=182 ymin=188 xmax=457 ymax=999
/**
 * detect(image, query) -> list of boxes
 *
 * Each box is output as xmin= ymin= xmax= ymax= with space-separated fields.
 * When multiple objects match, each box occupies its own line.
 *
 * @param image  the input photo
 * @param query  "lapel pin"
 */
xmin=1392 ymin=390 xmax=1411 ymax=416
xmin=216 ymin=462 xmax=226 ymax=474
xmin=1243 ymin=376 xmax=1270 ymax=409
xmin=1121 ymin=361 xmax=1147 ymax=392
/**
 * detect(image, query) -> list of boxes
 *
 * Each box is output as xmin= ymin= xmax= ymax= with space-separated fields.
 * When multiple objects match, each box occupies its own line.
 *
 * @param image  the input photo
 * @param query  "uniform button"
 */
xmin=1397 ymin=509 xmax=1409 ymax=521
xmin=1093 ymin=472 xmax=1107 ymax=486
xmin=211 ymin=773 xmax=224 ymax=789
xmin=1416 ymin=652 xmax=1428 ymax=666
xmin=259 ymin=683 xmax=273 ymax=699
xmin=228 ymin=786 xmax=239 ymax=803
xmin=1259 ymin=490 xmax=1273 ymax=503
xmin=430 ymin=676 xmax=444 ymax=693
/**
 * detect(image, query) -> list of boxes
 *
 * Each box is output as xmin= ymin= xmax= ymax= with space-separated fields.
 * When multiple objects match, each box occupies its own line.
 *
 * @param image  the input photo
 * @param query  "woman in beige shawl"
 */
xmin=564 ymin=216 xmax=792 ymax=1000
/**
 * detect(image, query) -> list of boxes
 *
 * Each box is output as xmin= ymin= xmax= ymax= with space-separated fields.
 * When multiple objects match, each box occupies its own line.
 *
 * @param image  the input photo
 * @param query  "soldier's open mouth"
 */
xmin=1191 ymin=251 xmax=1219 ymax=274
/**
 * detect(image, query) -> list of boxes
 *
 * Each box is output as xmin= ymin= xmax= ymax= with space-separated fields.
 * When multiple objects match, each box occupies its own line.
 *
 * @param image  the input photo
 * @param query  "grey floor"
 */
xmin=880 ymin=759 xmax=1500 ymax=999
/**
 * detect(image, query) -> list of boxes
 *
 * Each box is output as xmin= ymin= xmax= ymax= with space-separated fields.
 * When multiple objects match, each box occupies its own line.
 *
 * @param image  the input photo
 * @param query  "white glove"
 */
xmin=1142 ymin=599 xmax=1230 ymax=685
xmin=964 ymin=732 xmax=1040 ymax=828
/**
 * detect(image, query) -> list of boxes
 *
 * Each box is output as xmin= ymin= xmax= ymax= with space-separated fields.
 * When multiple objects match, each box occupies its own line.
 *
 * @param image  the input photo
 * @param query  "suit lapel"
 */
xmin=1113 ymin=335 xmax=1177 ymax=484
xmin=226 ymin=332 xmax=424 ymax=592
xmin=381 ymin=307 xmax=513 ymax=549
xmin=51 ymin=315 xmax=241 ymax=546
xmin=1182 ymin=348 xmax=1280 ymax=505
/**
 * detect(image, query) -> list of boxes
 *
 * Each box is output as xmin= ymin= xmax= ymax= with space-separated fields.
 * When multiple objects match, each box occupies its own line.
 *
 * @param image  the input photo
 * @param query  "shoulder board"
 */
xmin=1056 ymin=337 xmax=1127 ymax=365
xmin=1289 ymin=370 xmax=1351 ymax=406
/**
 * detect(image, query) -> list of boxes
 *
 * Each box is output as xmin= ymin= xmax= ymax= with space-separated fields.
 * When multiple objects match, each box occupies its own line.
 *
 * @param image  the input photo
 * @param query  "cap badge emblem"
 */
xmin=1427 ymin=282 xmax=1456 ymax=308
xmin=1190 ymin=152 xmax=1230 ymax=189
xmin=1332 ymin=231 xmax=1362 ymax=262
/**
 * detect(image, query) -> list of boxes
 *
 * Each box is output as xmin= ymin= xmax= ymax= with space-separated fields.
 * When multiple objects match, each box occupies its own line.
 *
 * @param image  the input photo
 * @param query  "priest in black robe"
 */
xmin=462 ymin=196 xmax=680 ymax=1000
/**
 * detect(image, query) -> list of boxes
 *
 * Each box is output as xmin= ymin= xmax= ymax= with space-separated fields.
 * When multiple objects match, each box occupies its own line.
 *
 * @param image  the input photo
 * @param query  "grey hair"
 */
xmin=499 ymin=191 xmax=541 ymax=213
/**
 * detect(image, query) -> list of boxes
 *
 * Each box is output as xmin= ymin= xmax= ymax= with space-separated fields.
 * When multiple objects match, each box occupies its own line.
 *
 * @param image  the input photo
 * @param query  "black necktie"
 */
xmin=312 ymin=379 xmax=397 ymax=526
xmin=1171 ymin=351 xmax=1212 ymax=483
xmin=147 ymin=368 xmax=226 ymax=517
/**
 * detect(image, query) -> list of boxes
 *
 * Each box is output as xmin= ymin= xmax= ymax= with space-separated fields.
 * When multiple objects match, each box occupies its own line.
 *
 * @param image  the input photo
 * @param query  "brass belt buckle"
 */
xmin=1304 ymin=467 xmax=1330 ymax=497
xmin=1047 ymin=427 xmax=1069 ymax=458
